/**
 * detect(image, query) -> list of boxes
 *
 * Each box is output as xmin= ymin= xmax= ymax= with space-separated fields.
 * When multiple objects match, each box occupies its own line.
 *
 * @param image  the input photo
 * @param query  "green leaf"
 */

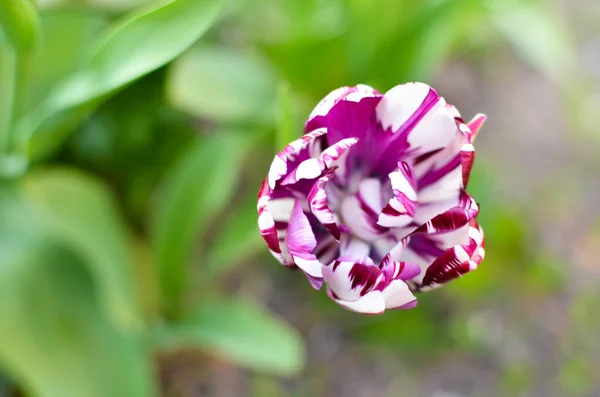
xmin=0 ymin=188 xmax=156 ymax=397
xmin=15 ymin=0 xmax=227 ymax=161
xmin=166 ymin=46 xmax=278 ymax=124
xmin=157 ymin=299 xmax=305 ymax=376
xmin=19 ymin=10 xmax=109 ymax=116
xmin=0 ymin=0 xmax=42 ymax=52
xmin=204 ymin=192 xmax=263 ymax=276
xmin=153 ymin=131 xmax=253 ymax=312
xmin=38 ymin=0 xmax=153 ymax=12
xmin=22 ymin=167 xmax=143 ymax=331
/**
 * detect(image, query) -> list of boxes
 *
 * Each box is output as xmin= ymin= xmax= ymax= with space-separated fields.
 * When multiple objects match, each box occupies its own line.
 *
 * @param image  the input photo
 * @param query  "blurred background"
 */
xmin=0 ymin=0 xmax=599 ymax=396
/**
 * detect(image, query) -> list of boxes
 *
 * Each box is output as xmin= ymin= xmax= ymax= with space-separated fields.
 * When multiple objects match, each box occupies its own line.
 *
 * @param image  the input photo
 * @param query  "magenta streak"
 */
xmin=348 ymin=262 xmax=381 ymax=295
xmin=356 ymin=192 xmax=388 ymax=233
xmin=417 ymin=154 xmax=461 ymax=190
xmin=372 ymin=89 xmax=440 ymax=175
xmin=408 ymin=234 xmax=445 ymax=258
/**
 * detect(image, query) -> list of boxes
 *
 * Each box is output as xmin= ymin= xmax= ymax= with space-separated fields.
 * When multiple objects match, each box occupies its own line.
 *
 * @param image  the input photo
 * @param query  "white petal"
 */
xmin=358 ymin=178 xmax=384 ymax=213
xmin=332 ymin=290 xmax=386 ymax=314
xmin=294 ymin=256 xmax=323 ymax=278
xmin=376 ymin=82 xmax=433 ymax=132
xmin=267 ymin=198 xmax=296 ymax=222
xmin=381 ymin=280 xmax=417 ymax=309
xmin=340 ymin=196 xmax=384 ymax=242
xmin=339 ymin=235 xmax=371 ymax=257
xmin=417 ymin=164 xmax=462 ymax=203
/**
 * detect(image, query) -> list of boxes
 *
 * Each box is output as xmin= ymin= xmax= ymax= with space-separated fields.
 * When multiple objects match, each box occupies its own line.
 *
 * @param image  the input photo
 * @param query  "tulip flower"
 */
xmin=258 ymin=83 xmax=486 ymax=314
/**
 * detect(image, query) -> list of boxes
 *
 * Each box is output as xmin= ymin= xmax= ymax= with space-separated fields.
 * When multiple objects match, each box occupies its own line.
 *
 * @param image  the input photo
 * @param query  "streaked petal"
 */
xmin=380 ymin=261 xmax=422 ymax=282
xmin=268 ymin=128 xmax=327 ymax=189
xmin=306 ymin=85 xmax=381 ymax=132
xmin=373 ymin=83 xmax=457 ymax=174
xmin=340 ymin=195 xmax=386 ymax=242
xmin=378 ymin=162 xmax=418 ymax=228
xmin=284 ymin=200 xmax=323 ymax=279
xmin=308 ymin=169 xmax=341 ymax=239
xmin=257 ymin=178 xmax=283 ymax=260
xmin=413 ymin=191 xmax=479 ymax=235
xmin=379 ymin=237 xmax=409 ymax=268
xmin=420 ymin=221 xmax=484 ymax=289
xmin=282 ymin=137 xmax=358 ymax=186
xmin=460 ymin=143 xmax=475 ymax=188
xmin=322 ymin=256 xmax=383 ymax=301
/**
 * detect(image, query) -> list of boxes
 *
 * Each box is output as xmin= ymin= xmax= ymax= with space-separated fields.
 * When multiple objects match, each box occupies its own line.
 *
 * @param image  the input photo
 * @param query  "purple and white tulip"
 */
xmin=258 ymin=82 xmax=486 ymax=314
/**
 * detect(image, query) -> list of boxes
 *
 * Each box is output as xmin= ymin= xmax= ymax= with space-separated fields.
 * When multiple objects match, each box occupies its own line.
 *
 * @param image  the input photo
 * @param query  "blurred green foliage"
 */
xmin=0 ymin=0 xmax=595 ymax=396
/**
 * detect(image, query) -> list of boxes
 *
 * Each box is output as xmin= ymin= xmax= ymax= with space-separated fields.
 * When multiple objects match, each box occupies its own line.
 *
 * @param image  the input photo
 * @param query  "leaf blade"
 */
xmin=0 ymin=187 xmax=155 ymax=397
xmin=157 ymin=299 xmax=305 ymax=376
xmin=22 ymin=167 xmax=143 ymax=331
xmin=16 ymin=0 xmax=227 ymax=160
xmin=152 ymin=131 xmax=252 ymax=312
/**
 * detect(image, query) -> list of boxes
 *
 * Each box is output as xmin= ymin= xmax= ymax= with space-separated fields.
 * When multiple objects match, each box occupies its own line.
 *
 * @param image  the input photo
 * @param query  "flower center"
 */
xmin=338 ymin=177 xmax=391 ymax=243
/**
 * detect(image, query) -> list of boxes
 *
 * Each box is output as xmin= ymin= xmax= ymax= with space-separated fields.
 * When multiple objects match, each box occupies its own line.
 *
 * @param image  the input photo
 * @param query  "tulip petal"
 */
xmin=285 ymin=200 xmax=323 ymax=280
xmin=378 ymin=162 xmax=418 ymax=228
xmin=374 ymin=83 xmax=457 ymax=174
xmin=466 ymin=113 xmax=487 ymax=142
xmin=340 ymin=196 xmax=387 ymax=242
xmin=413 ymin=190 xmax=479 ymax=235
xmin=327 ymin=289 xmax=386 ymax=314
xmin=306 ymin=85 xmax=381 ymax=133
xmin=308 ymin=169 xmax=341 ymax=239
xmin=339 ymin=235 xmax=371 ymax=258
xmin=267 ymin=128 xmax=327 ymax=190
xmin=322 ymin=256 xmax=383 ymax=302
xmin=460 ymin=143 xmax=475 ymax=188
xmin=380 ymin=261 xmax=422 ymax=282
xmin=379 ymin=237 xmax=409 ymax=268
xmin=380 ymin=279 xmax=417 ymax=309
xmin=257 ymin=179 xmax=284 ymax=261
xmin=282 ymin=137 xmax=358 ymax=186
xmin=420 ymin=221 xmax=484 ymax=289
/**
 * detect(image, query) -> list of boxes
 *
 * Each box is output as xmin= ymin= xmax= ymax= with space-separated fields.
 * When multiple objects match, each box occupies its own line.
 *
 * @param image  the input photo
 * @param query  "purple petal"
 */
xmin=466 ymin=113 xmax=487 ymax=142
xmin=285 ymin=200 xmax=323 ymax=280
xmin=380 ymin=261 xmax=422 ymax=282
xmin=306 ymin=85 xmax=382 ymax=134
xmin=306 ymin=90 xmax=385 ymax=176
